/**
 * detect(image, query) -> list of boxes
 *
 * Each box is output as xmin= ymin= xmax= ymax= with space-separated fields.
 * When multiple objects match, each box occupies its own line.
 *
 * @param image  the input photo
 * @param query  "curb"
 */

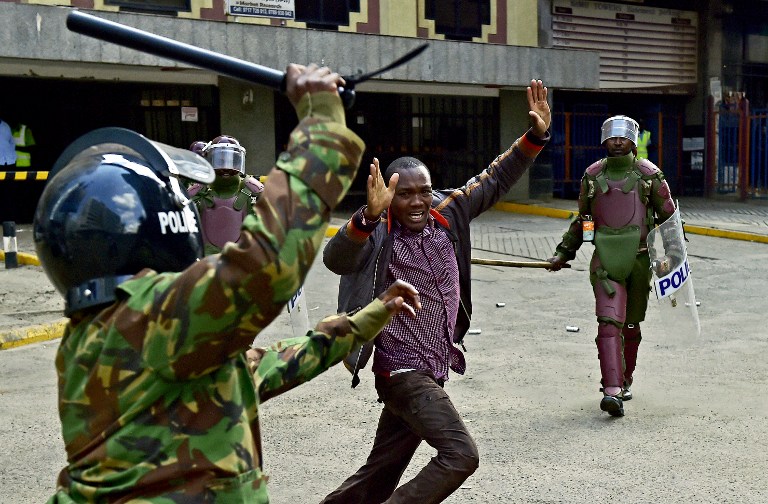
xmin=494 ymin=201 xmax=768 ymax=244
xmin=0 ymin=319 xmax=67 ymax=350
xmin=495 ymin=201 xmax=575 ymax=220
xmin=0 ymin=250 xmax=41 ymax=266
xmin=682 ymin=224 xmax=768 ymax=244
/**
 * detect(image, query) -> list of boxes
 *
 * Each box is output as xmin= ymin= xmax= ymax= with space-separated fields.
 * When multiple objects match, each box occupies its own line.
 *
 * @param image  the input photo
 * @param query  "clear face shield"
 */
xmin=600 ymin=115 xmax=640 ymax=145
xmin=206 ymin=143 xmax=246 ymax=176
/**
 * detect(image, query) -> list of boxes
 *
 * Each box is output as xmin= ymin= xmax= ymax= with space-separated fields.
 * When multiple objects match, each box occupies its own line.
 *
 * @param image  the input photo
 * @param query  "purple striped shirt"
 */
xmin=372 ymin=218 xmax=465 ymax=381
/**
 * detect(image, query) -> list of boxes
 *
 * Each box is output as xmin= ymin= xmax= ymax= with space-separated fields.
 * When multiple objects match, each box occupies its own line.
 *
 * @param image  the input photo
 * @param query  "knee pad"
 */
xmin=594 ymin=282 xmax=627 ymax=322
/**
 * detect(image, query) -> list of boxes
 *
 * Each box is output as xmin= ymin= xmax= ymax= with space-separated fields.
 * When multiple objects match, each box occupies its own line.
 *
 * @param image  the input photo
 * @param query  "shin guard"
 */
xmin=596 ymin=322 xmax=624 ymax=390
xmin=622 ymin=324 xmax=642 ymax=386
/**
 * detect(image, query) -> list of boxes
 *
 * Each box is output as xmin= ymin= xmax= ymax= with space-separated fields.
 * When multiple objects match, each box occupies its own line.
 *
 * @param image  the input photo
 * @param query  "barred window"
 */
xmin=425 ymin=0 xmax=491 ymax=41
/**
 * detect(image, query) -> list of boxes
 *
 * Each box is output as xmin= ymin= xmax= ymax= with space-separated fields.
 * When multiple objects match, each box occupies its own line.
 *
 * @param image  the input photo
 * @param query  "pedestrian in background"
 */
xmin=0 ymin=118 xmax=16 ymax=169
xmin=547 ymin=115 xmax=676 ymax=417
xmin=636 ymin=118 xmax=651 ymax=159
xmin=320 ymin=79 xmax=551 ymax=504
xmin=12 ymin=122 xmax=35 ymax=168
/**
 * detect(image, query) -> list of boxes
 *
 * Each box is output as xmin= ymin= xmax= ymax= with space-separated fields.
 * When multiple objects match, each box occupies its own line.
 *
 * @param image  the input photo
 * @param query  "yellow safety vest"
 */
xmin=636 ymin=130 xmax=651 ymax=159
xmin=12 ymin=124 xmax=35 ymax=168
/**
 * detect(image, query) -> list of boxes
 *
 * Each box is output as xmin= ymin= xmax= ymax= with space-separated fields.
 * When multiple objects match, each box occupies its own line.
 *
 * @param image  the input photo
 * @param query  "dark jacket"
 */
xmin=323 ymin=130 xmax=549 ymax=381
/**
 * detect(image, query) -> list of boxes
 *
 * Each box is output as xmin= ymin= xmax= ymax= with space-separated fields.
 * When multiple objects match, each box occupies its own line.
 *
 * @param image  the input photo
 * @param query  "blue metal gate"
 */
xmin=716 ymin=104 xmax=740 ymax=194
xmin=551 ymin=104 xmax=607 ymax=198
xmin=750 ymin=108 xmax=768 ymax=198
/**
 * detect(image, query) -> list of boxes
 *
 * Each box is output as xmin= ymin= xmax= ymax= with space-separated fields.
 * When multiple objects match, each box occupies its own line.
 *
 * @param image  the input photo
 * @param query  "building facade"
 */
xmin=0 ymin=0 xmax=765 ymax=221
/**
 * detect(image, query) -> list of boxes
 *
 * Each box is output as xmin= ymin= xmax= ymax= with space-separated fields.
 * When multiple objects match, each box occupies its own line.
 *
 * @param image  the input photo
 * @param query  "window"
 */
xmin=424 ymin=0 xmax=491 ymax=41
xmin=104 ymin=0 xmax=190 ymax=14
xmin=295 ymin=0 xmax=361 ymax=30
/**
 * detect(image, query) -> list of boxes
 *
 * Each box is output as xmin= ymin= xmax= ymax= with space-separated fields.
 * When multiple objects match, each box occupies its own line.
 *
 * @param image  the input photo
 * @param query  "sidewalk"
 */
xmin=493 ymin=196 xmax=768 ymax=243
xmin=2 ymin=195 xmax=767 ymax=349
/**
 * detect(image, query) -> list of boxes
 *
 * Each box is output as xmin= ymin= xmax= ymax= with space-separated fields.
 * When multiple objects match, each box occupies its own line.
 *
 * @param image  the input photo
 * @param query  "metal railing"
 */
xmin=706 ymin=96 xmax=768 ymax=200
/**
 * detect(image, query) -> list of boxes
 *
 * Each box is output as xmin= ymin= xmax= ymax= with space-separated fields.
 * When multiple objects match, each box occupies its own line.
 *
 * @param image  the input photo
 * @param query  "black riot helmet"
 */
xmin=34 ymin=127 xmax=216 ymax=317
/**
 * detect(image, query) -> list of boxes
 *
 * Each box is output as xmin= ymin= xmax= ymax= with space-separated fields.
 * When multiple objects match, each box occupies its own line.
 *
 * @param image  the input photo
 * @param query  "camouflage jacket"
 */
xmin=49 ymin=91 xmax=365 ymax=503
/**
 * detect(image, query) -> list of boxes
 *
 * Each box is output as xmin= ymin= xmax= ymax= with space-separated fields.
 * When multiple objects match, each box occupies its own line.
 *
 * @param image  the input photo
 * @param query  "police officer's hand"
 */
xmin=365 ymin=157 xmax=398 ymax=219
xmin=378 ymin=279 xmax=421 ymax=318
xmin=652 ymin=255 xmax=674 ymax=276
xmin=244 ymin=347 xmax=264 ymax=375
xmin=285 ymin=63 xmax=345 ymax=108
xmin=547 ymin=255 xmax=569 ymax=272
xmin=527 ymin=79 xmax=551 ymax=138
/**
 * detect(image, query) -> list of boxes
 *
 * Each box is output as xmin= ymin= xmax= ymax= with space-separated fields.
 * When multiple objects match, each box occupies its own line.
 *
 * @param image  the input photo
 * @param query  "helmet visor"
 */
xmin=600 ymin=116 xmax=639 ymax=145
xmin=207 ymin=144 xmax=246 ymax=175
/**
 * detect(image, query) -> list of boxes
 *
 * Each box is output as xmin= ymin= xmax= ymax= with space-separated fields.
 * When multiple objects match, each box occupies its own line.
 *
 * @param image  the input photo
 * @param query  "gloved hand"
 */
xmin=652 ymin=255 xmax=673 ymax=276
xmin=547 ymin=255 xmax=569 ymax=272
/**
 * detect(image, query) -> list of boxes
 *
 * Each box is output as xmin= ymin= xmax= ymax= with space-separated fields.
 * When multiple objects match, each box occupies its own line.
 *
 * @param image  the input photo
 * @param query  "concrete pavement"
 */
xmin=2 ymin=195 xmax=767 ymax=349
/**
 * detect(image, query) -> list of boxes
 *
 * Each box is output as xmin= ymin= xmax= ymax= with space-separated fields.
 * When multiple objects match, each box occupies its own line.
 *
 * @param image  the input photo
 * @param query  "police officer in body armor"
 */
xmin=33 ymin=63 xmax=424 ymax=503
xmin=547 ymin=115 xmax=677 ymax=417
xmin=188 ymin=135 xmax=265 ymax=255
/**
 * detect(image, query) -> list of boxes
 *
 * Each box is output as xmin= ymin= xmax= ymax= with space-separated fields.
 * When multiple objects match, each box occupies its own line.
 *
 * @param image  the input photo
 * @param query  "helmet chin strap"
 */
xmin=65 ymin=275 xmax=135 ymax=317
xmin=169 ymin=175 xmax=191 ymax=208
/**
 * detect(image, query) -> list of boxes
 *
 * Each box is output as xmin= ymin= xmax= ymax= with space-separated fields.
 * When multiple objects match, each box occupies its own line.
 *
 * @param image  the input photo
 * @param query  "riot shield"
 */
xmin=647 ymin=205 xmax=701 ymax=341
xmin=287 ymin=284 xmax=311 ymax=338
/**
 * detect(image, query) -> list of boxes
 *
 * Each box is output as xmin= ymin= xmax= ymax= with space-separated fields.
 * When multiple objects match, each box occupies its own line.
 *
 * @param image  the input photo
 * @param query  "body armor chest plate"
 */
xmin=199 ymin=195 xmax=246 ymax=249
xmin=592 ymin=178 xmax=649 ymax=240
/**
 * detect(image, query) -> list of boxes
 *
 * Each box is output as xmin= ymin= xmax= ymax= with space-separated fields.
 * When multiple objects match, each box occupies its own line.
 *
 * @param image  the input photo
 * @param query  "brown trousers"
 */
xmin=320 ymin=370 xmax=479 ymax=504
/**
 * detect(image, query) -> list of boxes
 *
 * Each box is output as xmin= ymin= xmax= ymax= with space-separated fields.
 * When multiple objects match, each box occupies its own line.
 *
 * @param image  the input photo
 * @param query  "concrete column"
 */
xmin=218 ymin=77 xmax=276 ymax=177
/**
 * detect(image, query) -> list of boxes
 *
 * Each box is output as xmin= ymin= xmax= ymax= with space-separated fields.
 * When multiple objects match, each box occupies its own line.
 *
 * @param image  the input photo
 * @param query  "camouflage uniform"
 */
xmin=49 ymin=91 xmax=365 ymax=503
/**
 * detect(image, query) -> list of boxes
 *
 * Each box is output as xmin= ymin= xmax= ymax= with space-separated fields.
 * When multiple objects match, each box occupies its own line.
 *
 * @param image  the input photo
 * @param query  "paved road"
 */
xmin=1 ymin=207 xmax=766 ymax=503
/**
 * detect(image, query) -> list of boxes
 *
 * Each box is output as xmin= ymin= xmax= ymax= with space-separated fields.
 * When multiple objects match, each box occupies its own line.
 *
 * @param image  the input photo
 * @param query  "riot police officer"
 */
xmin=35 ymin=63 xmax=376 ymax=503
xmin=188 ymin=134 xmax=265 ymax=255
xmin=548 ymin=115 xmax=677 ymax=417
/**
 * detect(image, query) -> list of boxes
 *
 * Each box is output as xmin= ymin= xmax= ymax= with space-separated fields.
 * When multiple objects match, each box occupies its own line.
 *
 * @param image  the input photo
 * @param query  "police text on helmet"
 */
xmin=158 ymin=207 xmax=200 ymax=235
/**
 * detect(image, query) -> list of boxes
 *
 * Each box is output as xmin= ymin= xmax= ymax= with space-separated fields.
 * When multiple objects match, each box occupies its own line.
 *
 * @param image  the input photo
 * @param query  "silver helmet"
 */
xmin=600 ymin=115 xmax=639 ymax=145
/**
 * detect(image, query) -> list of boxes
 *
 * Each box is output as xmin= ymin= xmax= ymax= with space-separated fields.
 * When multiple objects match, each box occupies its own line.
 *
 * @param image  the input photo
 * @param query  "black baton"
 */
xmin=66 ymin=10 xmax=429 ymax=109
xmin=65 ymin=10 xmax=352 ymax=105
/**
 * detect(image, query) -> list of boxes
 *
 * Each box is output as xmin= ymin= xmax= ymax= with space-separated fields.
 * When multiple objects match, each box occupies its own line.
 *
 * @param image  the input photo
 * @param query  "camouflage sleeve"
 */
xmin=117 ymin=92 xmax=365 ymax=380
xmin=247 ymin=298 xmax=390 ymax=402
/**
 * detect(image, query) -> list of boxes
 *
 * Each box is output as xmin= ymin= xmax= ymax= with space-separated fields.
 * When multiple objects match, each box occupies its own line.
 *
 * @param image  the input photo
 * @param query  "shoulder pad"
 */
xmin=243 ymin=176 xmax=264 ymax=194
xmin=635 ymin=158 xmax=661 ymax=177
xmin=187 ymin=183 xmax=203 ymax=197
xmin=584 ymin=159 xmax=604 ymax=177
